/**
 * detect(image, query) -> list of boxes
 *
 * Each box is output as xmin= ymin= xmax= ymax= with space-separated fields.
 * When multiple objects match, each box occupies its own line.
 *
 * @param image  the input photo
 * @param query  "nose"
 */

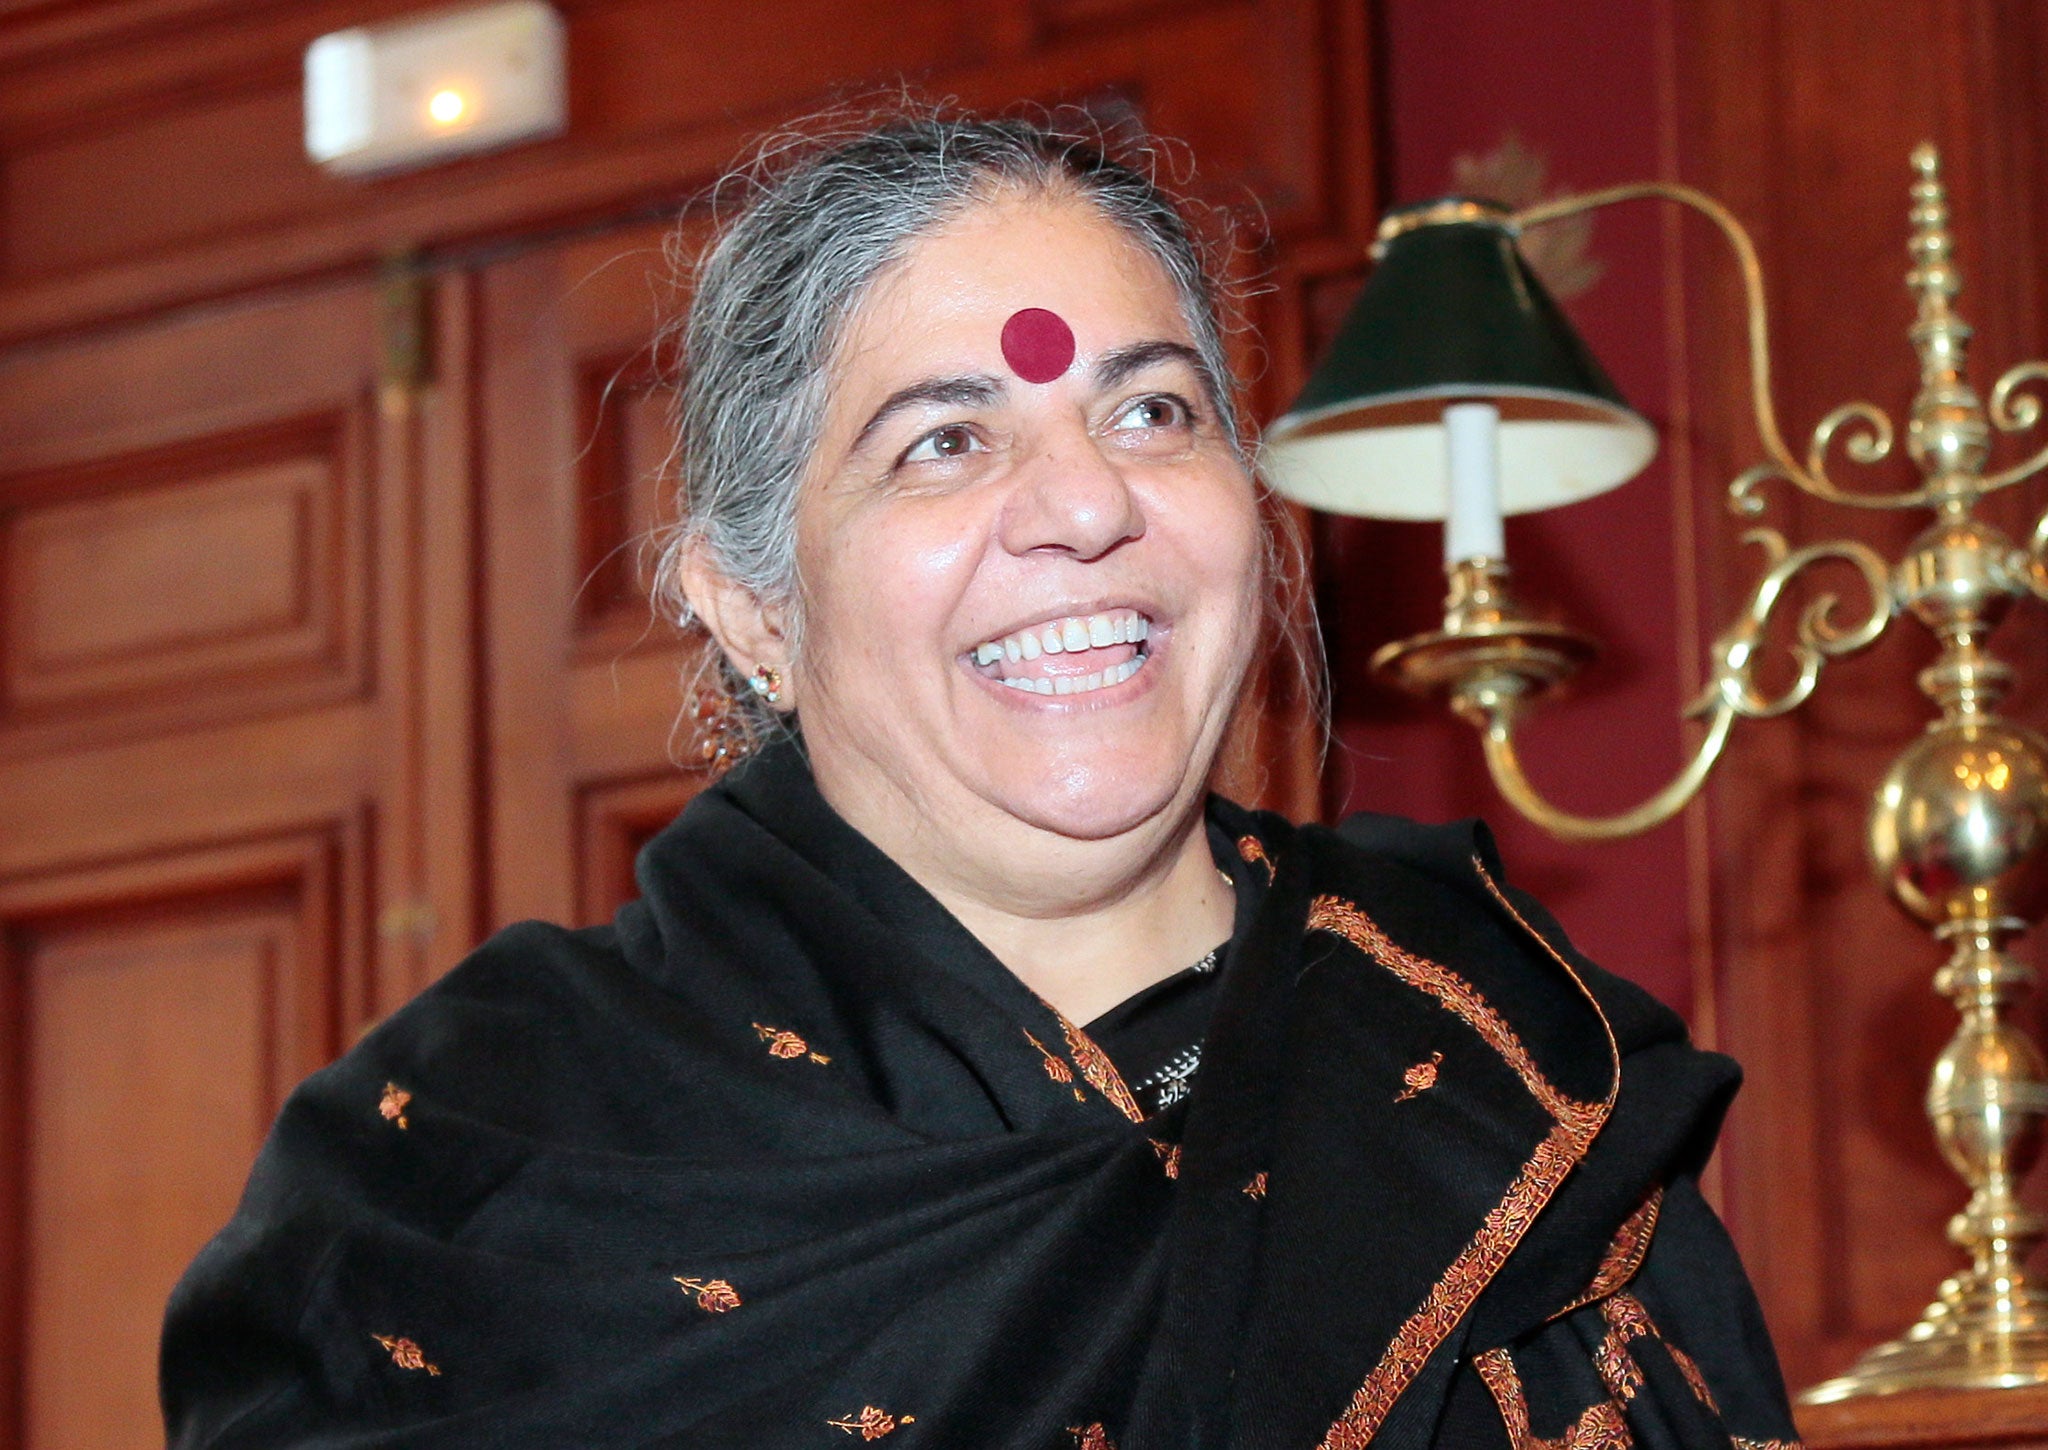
xmin=996 ymin=428 xmax=1145 ymax=561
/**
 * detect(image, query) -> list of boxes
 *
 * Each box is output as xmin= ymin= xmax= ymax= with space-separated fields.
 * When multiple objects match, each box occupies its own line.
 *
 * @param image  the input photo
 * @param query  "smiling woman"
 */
xmin=161 ymin=109 xmax=1802 ymax=1450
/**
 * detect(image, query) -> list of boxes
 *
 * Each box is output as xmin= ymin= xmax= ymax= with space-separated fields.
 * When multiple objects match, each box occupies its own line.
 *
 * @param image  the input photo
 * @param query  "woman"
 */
xmin=163 ymin=111 xmax=1800 ymax=1449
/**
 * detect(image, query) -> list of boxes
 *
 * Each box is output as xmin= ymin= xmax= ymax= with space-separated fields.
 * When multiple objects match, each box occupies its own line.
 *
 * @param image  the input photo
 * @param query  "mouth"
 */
xmin=965 ymin=607 xmax=1154 ymax=698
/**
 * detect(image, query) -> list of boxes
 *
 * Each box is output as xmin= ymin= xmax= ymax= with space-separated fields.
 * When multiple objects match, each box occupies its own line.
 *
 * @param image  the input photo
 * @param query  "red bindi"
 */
xmin=1000 ymin=308 xmax=1077 ymax=385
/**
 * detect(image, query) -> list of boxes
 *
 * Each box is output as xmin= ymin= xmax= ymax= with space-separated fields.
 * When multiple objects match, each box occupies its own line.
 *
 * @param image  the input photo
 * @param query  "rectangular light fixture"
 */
xmin=305 ymin=0 xmax=567 ymax=176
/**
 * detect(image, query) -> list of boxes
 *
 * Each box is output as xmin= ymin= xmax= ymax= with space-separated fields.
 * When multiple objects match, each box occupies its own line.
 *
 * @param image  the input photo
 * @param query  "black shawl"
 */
xmin=162 ymin=741 xmax=1801 ymax=1448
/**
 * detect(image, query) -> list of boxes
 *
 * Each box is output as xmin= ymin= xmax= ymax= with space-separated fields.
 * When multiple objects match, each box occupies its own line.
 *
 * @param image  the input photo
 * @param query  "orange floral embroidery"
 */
xmin=1308 ymin=886 xmax=1618 ymax=1450
xmin=371 ymin=1333 xmax=440 ymax=1375
xmin=1069 ymin=1424 xmax=1117 ymax=1450
xmin=1237 ymin=834 xmax=1274 ymax=881
xmin=674 ymin=1276 xmax=741 ymax=1313
xmin=752 ymin=1022 xmax=830 ymax=1064
xmin=379 ymin=1083 xmax=411 ymax=1129
xmin=1243 ymin=1170 xmax=1269 ymax=1200
xmin=1733 ymin=1442 xmax=1803 ymax=1450
xmin=1395 ymin=1051 xmax=1444 ymax=1102
xmin=1057 ymin=1013 xmax=1144 ymax=1123
xmin=1149 ymin=1138 xmax=1182 ymax=1179
xmin=828 ymin=1406 xmax=913 ymax=1439
xmin=1555 ymin=1190 xmax=1663 ymax=1319
xmin=1475 ymin=1348 xmax=1632 ymax=1450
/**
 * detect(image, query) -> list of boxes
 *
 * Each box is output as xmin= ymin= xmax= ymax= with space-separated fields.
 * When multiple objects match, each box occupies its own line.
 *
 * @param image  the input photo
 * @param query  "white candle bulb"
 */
xmin=1443 ymin=400 xmax=1505 ymax=565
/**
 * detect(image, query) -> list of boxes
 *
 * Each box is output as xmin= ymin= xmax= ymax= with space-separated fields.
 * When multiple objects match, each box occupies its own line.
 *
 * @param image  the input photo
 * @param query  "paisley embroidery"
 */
xmin=1237 ymin=834 xmax=1274 ymax=881
xmin=1069 ymin=1424 xmax=1117 ymax=1450
xmin=372 ymin=1333 xmax=440 ymax=1375
xmin=1148 ymin=1138 xmax=1182 ymax=1179
xmin=1601 ymin=1291 xmax=1725 ymax=1416
xmin=1475 ymin=1347 xmax=1632 ymax=1450
xmin=1056 ymin=1013 xmax=1144 ymax=1123
xmin=827 ymin=1406 xmax=913 ymax=1439
xmin=1668 ymin=1340 xmax=1719 ymax=1415
xmin=673 ymin=1276 xmax=741 ymax=1313
xmin=752 ymin=1022 xmax=830 ymax=1064
xmin=1309 ymin=881 xmax=1619 ymax=1450
xmin=378 ymin=1083 xmax=412 ymax=1129
xmin=1395 ymin=1051 xmax=1444 ymax=1102
xmin=1243 ymin=1170 xmax=1269 ymax=1200
xmin=1555 ymin=1190 xmax=1663 ymax=1319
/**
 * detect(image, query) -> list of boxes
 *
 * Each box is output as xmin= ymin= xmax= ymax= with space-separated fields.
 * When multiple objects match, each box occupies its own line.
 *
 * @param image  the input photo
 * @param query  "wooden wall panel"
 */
xmin=0 ymin=831 xmax=341 ymax=1450
xmin=1 ymin=414 xmax=365 ymax=740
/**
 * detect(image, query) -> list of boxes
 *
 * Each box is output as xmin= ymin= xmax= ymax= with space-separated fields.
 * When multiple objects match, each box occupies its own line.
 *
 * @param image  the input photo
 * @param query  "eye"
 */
xmin=899 ymin=423 xmax=985 ymax=466
xmin=1110 ymin=394 xmax=1195 ymax=432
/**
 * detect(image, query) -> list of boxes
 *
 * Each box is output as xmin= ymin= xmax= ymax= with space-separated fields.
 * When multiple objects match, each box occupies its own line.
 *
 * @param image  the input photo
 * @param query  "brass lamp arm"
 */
xmin=1512 ymin=184 xmax=1947 ymax=514
xmin=1445 ymin=532 xmax=1895 ymax=843
xmin=1476 ymin=700 xmax=1737 ymax=842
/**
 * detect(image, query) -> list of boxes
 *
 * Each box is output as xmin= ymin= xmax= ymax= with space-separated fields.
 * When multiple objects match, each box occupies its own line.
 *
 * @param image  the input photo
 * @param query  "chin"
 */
xmin=981 ymin=748 xmax=1200 ymax=844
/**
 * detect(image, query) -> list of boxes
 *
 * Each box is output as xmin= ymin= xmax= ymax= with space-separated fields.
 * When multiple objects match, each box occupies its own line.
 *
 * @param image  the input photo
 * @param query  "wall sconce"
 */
xmin=1266 ymin=148 xmax=2048 ymax=1400
xmin=305 ymin=0 xmax=567 ymax=176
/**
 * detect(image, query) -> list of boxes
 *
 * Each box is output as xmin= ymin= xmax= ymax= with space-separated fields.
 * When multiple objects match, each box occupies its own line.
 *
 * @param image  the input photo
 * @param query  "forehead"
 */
xmin=832 ymin=193 xmax=1193 ymax=383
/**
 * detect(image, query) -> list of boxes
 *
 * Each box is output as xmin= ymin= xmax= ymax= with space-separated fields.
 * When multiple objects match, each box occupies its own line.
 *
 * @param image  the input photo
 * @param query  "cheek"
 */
xmin=795 ymin=501 xmax=981 ymax=668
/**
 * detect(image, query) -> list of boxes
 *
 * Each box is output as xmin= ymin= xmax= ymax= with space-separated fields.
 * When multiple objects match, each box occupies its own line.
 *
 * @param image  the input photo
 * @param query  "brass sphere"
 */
xmin=1869 ymin=721 xmax=2048 ymax=928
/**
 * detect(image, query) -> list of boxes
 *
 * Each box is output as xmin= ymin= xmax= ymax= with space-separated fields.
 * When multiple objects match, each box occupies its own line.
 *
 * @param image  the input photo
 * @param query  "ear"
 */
xmin=676 ymin=537 xmax=793 ymax=707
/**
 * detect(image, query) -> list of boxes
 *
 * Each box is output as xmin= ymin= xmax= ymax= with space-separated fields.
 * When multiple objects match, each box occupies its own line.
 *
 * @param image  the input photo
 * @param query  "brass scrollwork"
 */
xmin=1981 ymin=360 xmax=2048 ymax=490
xmin=1469 ymin=533 xmax=1892 ymax=842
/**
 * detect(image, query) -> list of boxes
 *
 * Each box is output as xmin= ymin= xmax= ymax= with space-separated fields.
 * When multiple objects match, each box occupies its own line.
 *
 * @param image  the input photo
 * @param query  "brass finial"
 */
xmin=1902 ymin=142 xmax=1990 ymax=499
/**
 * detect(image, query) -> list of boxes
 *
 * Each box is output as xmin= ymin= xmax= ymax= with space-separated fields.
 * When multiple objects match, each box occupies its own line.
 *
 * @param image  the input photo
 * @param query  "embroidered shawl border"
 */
xmin=1308 ymin=859 xmax=1622 ymax=1449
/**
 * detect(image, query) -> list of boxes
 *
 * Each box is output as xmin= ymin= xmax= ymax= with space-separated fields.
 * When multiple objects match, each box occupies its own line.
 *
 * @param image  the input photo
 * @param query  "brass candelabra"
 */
xmin=1371 ymin=146 xmax=2048 ymax=1397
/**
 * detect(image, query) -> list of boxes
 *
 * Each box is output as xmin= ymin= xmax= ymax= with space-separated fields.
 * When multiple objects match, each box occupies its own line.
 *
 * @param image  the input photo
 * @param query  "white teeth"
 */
xmin=972 ymin=611 xmax=1154 ymax=688
xmin=993 ymin=654 xmax=1148 ymax=698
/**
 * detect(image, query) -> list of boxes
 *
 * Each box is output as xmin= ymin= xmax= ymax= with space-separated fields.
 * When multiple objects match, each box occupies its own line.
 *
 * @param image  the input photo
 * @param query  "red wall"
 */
xmin=1330 ymin=0 xmax=1702 ymax=1018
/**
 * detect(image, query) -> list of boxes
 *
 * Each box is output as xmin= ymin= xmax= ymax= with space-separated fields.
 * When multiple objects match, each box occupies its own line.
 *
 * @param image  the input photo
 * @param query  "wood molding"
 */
xmin=0 ymin=0 xmax=1362 ymax=350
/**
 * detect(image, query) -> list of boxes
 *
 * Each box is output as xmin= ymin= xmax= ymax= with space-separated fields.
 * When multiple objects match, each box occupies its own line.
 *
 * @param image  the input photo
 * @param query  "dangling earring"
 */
xmin=747 ymin=664 xmax=784 ymax=705
xmin=692 ymin=686 xmax=752 ymax=769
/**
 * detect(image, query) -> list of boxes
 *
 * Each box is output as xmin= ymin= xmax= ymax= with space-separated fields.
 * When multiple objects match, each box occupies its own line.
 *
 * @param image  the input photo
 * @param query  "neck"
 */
xmin=913 ymin=811 xmax=1234 ymax=1023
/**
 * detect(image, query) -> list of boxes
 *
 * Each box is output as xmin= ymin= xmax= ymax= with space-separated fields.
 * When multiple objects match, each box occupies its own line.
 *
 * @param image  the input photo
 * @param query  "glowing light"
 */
xmin=427 ymin=89 xmax=467 ymax=125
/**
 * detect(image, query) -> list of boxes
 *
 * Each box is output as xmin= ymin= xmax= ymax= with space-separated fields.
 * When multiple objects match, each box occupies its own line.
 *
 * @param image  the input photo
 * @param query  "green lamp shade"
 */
xmin=1263 ymin=200 xmax=1657 ymax=519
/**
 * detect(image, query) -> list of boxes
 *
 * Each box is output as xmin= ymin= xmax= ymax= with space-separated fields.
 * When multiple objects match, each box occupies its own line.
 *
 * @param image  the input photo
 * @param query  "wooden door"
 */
xmin=0 ymin=274 xmax=476 ymax=1447
xmin=480 ymin=220 xmax=714 ymax=931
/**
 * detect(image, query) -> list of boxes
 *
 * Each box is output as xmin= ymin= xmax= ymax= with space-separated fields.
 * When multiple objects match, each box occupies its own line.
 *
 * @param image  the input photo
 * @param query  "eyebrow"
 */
xmin=851 ymin=375 xmax=1005 ymax=451
xmin=1093 ymin=339 xmax=1217 ymax=397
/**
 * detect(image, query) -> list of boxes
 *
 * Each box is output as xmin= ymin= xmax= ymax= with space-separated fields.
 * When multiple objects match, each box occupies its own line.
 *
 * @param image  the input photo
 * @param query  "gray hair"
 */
xmin=656 ymin=105 xmax=1310 ymax=756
